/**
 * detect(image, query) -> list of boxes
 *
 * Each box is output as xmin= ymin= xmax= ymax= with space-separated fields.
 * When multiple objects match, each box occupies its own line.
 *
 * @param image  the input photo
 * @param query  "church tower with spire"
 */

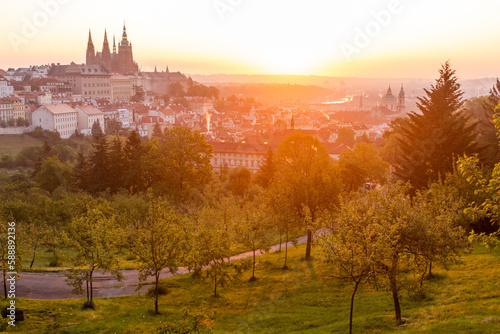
xmin=85 ymin=22 xmax=138 ymax=74
xmin=86 ymin=30 xmax=96 ymax=65
xmin=117 ymin=22 xmax=138 ymax=73
xmin=397 ymin=84 xmax=405 ymax=113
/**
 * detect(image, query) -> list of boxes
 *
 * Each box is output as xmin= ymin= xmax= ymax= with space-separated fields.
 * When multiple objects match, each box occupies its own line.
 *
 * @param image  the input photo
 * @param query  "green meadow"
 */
xmin=3 ymin=244 xmax=500 ymax=333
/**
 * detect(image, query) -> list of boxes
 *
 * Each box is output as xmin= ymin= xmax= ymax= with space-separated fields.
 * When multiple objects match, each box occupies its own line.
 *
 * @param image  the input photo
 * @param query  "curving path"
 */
xmin=17 ymin=235 xmax=308 ymax=300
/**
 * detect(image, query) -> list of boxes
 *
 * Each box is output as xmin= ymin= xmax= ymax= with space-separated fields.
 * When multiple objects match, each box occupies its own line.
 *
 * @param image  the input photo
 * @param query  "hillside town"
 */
xmin=0 ymin=23 xmax=411 ymax=173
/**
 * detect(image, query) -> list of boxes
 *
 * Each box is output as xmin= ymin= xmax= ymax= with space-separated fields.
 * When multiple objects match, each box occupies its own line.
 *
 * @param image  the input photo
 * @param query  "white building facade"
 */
xmin=32 ymin=104 xmax=78 ymax=138
xmin=76 ymin=105 xmax=105 ymax=135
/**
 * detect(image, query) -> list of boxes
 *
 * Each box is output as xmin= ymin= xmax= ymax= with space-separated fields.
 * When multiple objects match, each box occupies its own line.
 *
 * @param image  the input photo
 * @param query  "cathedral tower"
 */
xmin=86 ymin=30 xmax=96 ymax=65
xmin=101 ymin=29 xmax=112 ymax=70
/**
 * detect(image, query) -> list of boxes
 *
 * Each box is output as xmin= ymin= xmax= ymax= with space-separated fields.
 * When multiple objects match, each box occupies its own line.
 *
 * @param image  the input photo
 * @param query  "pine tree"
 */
xmin=73 ymin=147 xmax=91 ymax=192
xmin=254 ymin=147 xmax=275 ymax=189
xmin=394 ymin=61 xmax=481 ymax=189
xmin=152 ymin=123 xmax=163 ymax=139
xmin=107 ymin=137 xmax=125 ymax=193
xmin=123 ymin=130 xmax=144 ymax=194
xmin=91 ymin=120 xmax=104 ymax=140
xmin=89 ymin=135 xmax=110 ymax=193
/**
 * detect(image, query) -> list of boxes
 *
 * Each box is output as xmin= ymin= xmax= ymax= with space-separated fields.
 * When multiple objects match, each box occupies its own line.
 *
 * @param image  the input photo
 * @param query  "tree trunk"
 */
xmin=279 ymin=233 xmax=282 ymax=254
xmin=89 ymin=269 xmax=94 ymax=304
xmin=283 ymin=230 xmax=289 ymax=269
xmin=349 ymin=279 xmax=361 ymax=334
xmin=305 ymin=229 xmax=312 ymax=260
xmin=428 ymin=261 xmax=433 ymax=277
xmin=252 ymin=243 xmax=256 ymax=280
xmin=390 ymin=255 xmax=401 ymax=323
xmin=391 ymin=284 xmax=401 ymax=323
xmin=86 ymin=279 xmax=89 ymax=303
xmin=30 ymin=246 xmax=37 ymax=268
xmin=214 ymin=268 xmax=218 ymax=298
xmin=155 ymin=272 xmax=159 ymax=314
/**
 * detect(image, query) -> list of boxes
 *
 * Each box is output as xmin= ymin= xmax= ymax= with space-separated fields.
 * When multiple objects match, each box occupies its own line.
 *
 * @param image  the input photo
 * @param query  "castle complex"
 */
xmin=86 ymin=23 xmax=139 ymax=74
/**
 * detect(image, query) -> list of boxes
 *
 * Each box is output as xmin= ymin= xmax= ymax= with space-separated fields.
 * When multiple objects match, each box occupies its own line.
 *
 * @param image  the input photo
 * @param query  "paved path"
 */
xmin=16 ymin=235 xmax=308 ymax=300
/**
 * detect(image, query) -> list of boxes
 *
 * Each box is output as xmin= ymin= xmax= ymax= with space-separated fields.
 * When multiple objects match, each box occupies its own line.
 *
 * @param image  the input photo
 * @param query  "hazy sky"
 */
xmin=0 ymin=0 xmax=498 ymax=79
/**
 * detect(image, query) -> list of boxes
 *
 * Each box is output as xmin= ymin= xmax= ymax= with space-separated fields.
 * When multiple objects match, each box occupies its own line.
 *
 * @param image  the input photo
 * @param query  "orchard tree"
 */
xmin=64 ymin=203 xmax=123 ymax=308
xmin=237 ymin=198 xmax=273 ymax=280
xmin=320 ymin=183 xmax=468 ymax=325
xmin=128 ymin=195 xmax=188 ymax=314
xmin=266 ymin=183 xmax=301 ymax=269
xmin=393 ymin=61 xmax=480 ymax=189
xmin=338 ymin=142 xmax=389 ymax=192
xmin=190 ymin=196 xmax=241 ymax=297
xmin=272 ymin=133 xmax=342 ymax=260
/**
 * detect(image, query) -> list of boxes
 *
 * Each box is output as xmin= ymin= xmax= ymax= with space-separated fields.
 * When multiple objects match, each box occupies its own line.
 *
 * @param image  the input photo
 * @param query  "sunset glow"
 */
xmin=1 ymin=0 xmax=499 ymax=78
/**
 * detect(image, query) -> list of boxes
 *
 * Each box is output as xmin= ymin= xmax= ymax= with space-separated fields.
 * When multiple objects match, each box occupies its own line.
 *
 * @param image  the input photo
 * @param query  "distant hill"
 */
xmin=215 ymin=83 xmax=339 ymax=105
xmin=191 ymin=74 xmax=497 ymax=99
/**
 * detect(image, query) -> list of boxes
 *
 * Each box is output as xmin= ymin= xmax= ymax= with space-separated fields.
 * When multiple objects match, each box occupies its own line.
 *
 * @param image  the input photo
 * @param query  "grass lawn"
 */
xmin=0 ymin=135 xmax=44 ymax=156
xmin=4 ymin=244 xmax=500 ymax=333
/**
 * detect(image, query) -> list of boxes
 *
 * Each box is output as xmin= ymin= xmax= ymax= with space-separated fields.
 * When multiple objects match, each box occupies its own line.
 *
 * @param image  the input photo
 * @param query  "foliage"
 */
xmin=320 ymin=183 xmax=468 ymax=324
xmin=236 ymin=197 xmax=273 ymax=280
xmin=272 ymin=132 xmax=342 ymax=259
xmin=64 ymin=202 xmax=123 ymax=306
xmin=337 ymin=142 xmax=389 ymax=192
xmin=160 ymin=127 xmax=213 ymax=197
xmin=336 ymin=127 xmax=356 ymax=147
xmin=189 ymin=196 xmax=242 ymax=297
xmin=392 ymin=61 xmax=481 ymax=189
xmin=131 ymin=85 xmax=145 ymax=103
xmin=253 ymin=147 xmax=275 ymax=189
xmin=35 ymin=156 xmax=72 ymax=193
xmin=227 ymin=166 xmax=252 ymax=197
xmin=128 ymin=194 xmax=188 ymax=314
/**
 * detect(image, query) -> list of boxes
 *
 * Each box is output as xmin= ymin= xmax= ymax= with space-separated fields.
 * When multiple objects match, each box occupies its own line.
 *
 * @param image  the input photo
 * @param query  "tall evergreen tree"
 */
xmin=394 ymin=61 xmax=480 ymax=189
xmin=89 ymin=135 xmax=110 ymax=193
xmin=108 ymin=137 xmax=125 ymax=193
xmin=91 ymin=120 xmax=104 ymax=140
xmin=151 ymin=123 xmax=163 ymax=139
xmin=123 ymin=130 xmax=145 ymax=194
xmin=73 ymin=147 xmax=91 ymax=192
xmin=254 ymin=147 xmax=275 ymax=189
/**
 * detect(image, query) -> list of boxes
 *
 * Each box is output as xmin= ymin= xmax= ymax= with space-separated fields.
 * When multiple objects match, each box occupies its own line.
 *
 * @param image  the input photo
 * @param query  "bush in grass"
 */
xmin=147 ymin=282 xmax=169 ymax=297
xmin=49 ymin=257 xmax=63 ymax=267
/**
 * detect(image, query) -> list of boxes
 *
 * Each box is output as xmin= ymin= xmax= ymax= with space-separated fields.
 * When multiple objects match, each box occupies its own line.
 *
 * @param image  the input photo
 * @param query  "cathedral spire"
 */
xmin=122 ymin=21 xmax=128 ymax=40
xmin=113 ymin=34 xmax=116 ymax=53
xmin=86 ymin=29 xmax=95 ymax=65
xmin=101 ymin=29 xmax=111 ymax=70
